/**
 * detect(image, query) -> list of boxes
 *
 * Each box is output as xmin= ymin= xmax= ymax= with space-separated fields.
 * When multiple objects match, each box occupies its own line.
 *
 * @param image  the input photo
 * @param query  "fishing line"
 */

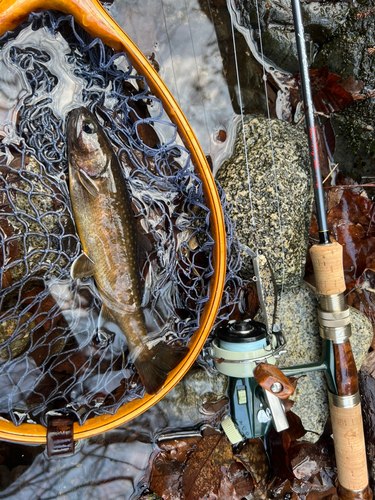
xmin=254 ymin=0 xmax=286 ymax=312
xmin=228 ymin=0 xmax=286 ymax=323
xmin=160 ymin=0 xmax=181 ymax=105
xmin=229 ymin=7 xmax=257 ymax=234
xmin=183 ymin=0 xmax=211 ymax=147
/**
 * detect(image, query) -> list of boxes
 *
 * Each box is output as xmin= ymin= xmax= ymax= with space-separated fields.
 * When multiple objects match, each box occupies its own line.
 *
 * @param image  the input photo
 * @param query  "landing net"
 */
xmin=0 ymin=10 xmax=241 ymax=426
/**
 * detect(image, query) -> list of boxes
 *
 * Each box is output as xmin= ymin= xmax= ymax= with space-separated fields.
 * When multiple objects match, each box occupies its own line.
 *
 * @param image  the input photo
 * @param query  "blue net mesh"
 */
xmin=0 ymin=10 xmax=241 ymax=427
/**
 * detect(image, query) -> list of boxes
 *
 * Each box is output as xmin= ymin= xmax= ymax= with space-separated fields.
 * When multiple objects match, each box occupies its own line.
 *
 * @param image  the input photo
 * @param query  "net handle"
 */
xmin=0 ymin=0 xmax=227 ymax=443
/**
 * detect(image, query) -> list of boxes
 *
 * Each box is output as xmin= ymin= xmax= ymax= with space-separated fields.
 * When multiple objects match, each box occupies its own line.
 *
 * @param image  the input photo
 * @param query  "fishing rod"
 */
xmin=291 ymin=0 xmax=371 ymax=497
xmin=210 ymin=0 xmax=372 ymax=497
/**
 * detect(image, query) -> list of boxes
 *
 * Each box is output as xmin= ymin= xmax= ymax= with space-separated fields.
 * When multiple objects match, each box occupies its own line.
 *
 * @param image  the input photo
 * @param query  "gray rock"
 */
xmin=255 ymin=27 xmax=314 ymax=75
xmin=216 ymin=115 xmax=313 ymax=290
xmin=154 ymin=367 xmax=228 ymax=431
xmin=0 ymin=311 xmax=34 ymax=362
xmin=330 ymin=99 xmax=375 ymax=184
xmin=312 ymin=0 xmax=375 ymax=181
xmin=274 ymin=281 xmax=373 ymax=442
xmin=313 ymin=1 xmax=375 ymax=89
xmin=3 ymin=155 xmax=77 ymax=285
xmin=237 ymin=0 xmax=350 ymax=73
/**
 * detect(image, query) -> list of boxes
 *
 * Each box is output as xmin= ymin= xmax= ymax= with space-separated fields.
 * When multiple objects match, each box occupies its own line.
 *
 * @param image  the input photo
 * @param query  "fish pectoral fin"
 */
xmin=77 ymin=170 xmax=100 ymax=197
xmin=71 ymin=252 xmax=95 ymax=279
xmin=98 ymin=304 xmax=115 ymax=328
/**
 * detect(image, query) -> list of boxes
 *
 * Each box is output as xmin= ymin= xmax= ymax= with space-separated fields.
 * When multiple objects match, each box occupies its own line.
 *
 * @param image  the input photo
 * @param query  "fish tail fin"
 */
xmin=134 ymin=343 xmax=189 ymax=395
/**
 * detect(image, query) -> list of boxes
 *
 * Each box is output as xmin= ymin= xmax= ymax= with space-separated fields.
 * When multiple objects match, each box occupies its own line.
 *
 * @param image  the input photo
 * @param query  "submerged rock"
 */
xmin=154 ymin=367 xmax=228 ymax=431
xmin=312 ymin=0 xmax=375 ymax=181
xmin=216 ymin=115 xmax=312 ymax=290
xmin=237 ymin=0 xmax=350 ymax=73
xmin=274 ymin=281 xmax=373 ymax=442
xmin=0 ymin=311 xmax=35 ymax=361
xmin=330 ymin=100 xmax=375 ymax=184
xmin=0 ymin=154 xmax=77 ymax=287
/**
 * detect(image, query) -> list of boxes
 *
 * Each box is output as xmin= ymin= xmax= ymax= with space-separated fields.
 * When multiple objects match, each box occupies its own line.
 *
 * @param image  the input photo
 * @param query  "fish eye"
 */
xmin=82 ymin=121 xmax=96 ymax=134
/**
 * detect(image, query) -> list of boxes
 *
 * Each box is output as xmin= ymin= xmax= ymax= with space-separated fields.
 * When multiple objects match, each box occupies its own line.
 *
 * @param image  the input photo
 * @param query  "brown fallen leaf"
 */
xmin=211 ymin=436 xmax=235 ymax=467
xmin=233 ymin=438 xmax=269 ymax=486
xmin=216 ymin=474 xmax=236 ymax=500
xmin=306 ymin=488 xmax=338 ymax=500
xmin=327 ymin=186 xmax=343 ymax=212
xmin=347 ymin=269 xmax=375 ymax=348
xmin=149 ymin=437 xmax=201 ymax=500
xmin=228 ymin=281 xmax=260 ymax=322
xmin=181 ymin=434 xmax=232 ymax=500
xmin=149 ymin=434 xmax=255 ymax=500
xmin=201 ymin=397 xmax=229 ymax=428
xmin=291 ymin=68 xmax=365 ymax=116
xmin=328 ymin=189 xmax=375 ymax=235
xmin=339 ymin=76 xmax=366 ymax=100
xmin=269 ymin=434 xmax=338 ymax=499
xmin=291 ymin=444 xmax=334 ymax=480
xmin=0 ymin=215 xmax=20 ymax=280
xmin=265 ymin=411 xmax=307 ymax=481
xmin=160 ymin=437 xmax=202 ymax=463
xmin=227 ymin=462 xmax=254 ymax=497
xmin=150 ymin=459 xmax=183 ymax=500
xmin=334 ymin=222 xmax=375 ymax=281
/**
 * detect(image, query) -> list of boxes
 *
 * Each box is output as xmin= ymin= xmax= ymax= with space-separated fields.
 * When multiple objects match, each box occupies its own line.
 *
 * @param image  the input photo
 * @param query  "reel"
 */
xmin=211 ymin=319 xmax=289 ymax=442
xmin=210 ymin=246 xmax=339 ymax=446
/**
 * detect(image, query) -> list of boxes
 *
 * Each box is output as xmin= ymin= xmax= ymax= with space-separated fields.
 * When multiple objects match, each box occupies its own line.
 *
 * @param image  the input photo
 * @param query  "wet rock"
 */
xmin=199 ymin=0 xmax=269 ymax=117
xmin=255 ymin=27 xmax=314 ymax=75
xmin=314 ymin=1 xmax=375 ymax=88
xmin=237 ymin=0 xmax=350 ymax=73
xmin=154 ymin=367 xmax=228 ymax=431
xmin=0 ymin=439 xmax=152 ymax=500
xmin=0 ymin=311 xmax=35 ymax=362
xmin=359 ymin=351 xmax=375 ymax=490
xmin=216 ymin=115 xmax=312 ymax=290
xmin=0 ymin=154 xmax=77 ymax=287
xmin=312 ymin=0 xmax=375 ymax=181
xmin=274 ymin=281 xmax=373 ymax=442
xmin=0 ymin=465 xmax=11 ymax=491
xmin=329 ymin=96 xmax=375 ymax=184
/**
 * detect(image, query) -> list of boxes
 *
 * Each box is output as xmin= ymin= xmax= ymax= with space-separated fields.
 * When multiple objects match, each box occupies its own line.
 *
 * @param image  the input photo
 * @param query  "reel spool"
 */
xmin=211 ymin=319 xmax=290 ymax=442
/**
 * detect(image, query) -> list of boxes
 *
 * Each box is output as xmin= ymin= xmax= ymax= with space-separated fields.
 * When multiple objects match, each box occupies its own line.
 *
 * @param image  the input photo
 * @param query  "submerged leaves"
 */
xmin=146 ymin=410 xmax=342 ymax=499
xmin=149 ymin=432 xmax=257 ymax=500
xmin=290 ymin=67 xmax=366 ymax=116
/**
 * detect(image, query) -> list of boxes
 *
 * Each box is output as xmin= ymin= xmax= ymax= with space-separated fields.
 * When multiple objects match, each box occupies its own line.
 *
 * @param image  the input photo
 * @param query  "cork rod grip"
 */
xmin=329 ymin=401 xmax=368 ymax=492
xmin=309 ymin=241 xmax=346 ymax=295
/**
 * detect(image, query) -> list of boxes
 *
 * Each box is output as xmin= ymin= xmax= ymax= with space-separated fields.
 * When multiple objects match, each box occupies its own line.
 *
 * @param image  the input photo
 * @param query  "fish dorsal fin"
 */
xmin=77 ymin=170 xmax=100 ymax=198
xmin=71 ymin=252 xmax=95 ymax=280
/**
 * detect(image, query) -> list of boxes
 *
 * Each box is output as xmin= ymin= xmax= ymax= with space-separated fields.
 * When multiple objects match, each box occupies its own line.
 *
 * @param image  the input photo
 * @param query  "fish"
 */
xmin=67 ymin=107 xmax=188 ymax=394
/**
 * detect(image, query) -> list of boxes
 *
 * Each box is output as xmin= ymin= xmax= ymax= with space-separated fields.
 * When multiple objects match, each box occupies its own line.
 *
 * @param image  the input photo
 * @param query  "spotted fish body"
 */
xmin=67 ymin=107 xmax=188 ymax=394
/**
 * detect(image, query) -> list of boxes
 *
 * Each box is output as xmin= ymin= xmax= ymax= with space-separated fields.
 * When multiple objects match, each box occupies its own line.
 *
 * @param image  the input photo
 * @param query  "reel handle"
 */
xmin=253 ymin=363 xmax=295 ymax=400
xmin=310 ymin=242 xmax=371 ymax=498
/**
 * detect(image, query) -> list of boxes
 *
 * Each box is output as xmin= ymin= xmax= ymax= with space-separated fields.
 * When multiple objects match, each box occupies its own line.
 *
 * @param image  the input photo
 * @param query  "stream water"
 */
xmin=0 ymin=0 xmax=277 ymax=498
